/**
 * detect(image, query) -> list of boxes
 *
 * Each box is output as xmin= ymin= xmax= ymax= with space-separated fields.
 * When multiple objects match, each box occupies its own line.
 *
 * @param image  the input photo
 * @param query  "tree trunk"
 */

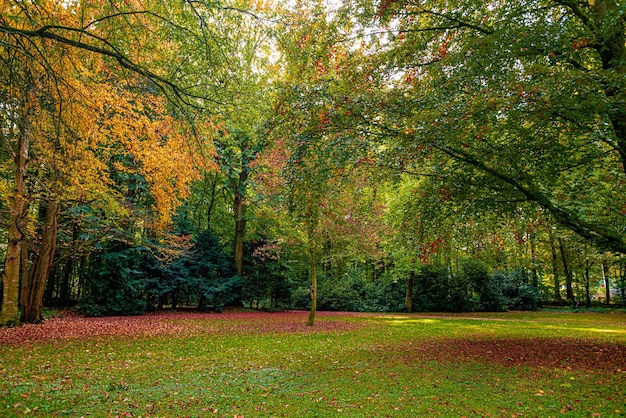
xmin=584 ymin=258 xmax=592 ymax=308
xmin=305 ymin=204 xmax=318 ymax=327
xmin=61 ymin=254 xmax=74 ymax=308
xmin=0 ymin=93 xmax=32 ymax=326
xmin=233 ymin=191 xmax=247 ymax=277
xmin=20 ymin=199 xmax=60 ymax=323
xmin=549 ymin=230 xmax=561 ymax=302
xmin=619 ymin=266 xmax=626 ymax=308
xmin=43 ymin=262 xmax=57 ymax=306
xmin=559 ymin=238 xmax=575 ymax=302
xmin=406 ymin=270 xmax=415 ymax=313
xmin=307 ymin=242 xmax=317 ymax=326
xmin=232 ymin=170 xmax=249 ymax=278
xmin=601 ymin=262 xmax=610 ymax=305
xmin=206 ymin=173 xmax=218 ymax=230
xmin=530 ymin=233 xmax=538 ymax=288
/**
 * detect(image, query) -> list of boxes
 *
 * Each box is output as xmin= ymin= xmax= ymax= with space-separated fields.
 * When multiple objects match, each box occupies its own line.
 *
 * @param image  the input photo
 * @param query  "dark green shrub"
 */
xmin=493 ymin=269 xmax=541 ymax=311
xmin=80 ymin=243 xmax=148 ymax=316
xmin=460 ymin=259 xmax=507 ymax=312
xmin=412 ymin=265 xmax=451 ymax=312
xmin=189 ymin=229 xmax=240 ymax=310
xmin=242 ymin=237 xmax=291 ymax=310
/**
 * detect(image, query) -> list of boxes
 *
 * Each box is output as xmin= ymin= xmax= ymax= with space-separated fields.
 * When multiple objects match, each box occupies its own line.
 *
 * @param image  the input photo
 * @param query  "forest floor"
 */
xmin=1 ymin=310 xmax=624 ymax=417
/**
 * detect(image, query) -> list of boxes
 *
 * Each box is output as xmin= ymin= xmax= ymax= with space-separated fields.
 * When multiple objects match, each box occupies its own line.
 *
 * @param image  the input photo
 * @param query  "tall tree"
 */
xmin=342 ymin=0 xmax=626 ymax=255
xmin=0 ymin=0 xmax=219 ymax=324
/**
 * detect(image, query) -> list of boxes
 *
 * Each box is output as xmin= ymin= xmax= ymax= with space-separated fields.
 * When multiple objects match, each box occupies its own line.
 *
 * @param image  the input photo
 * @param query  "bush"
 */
xmin=241 ymin=237 xmax=292 ymax=310
xmin=80 ymin=244 xmax=148 ymax=316
xmin=412 ymin=265 xmax=453 ymax=312
xmin=493 ymin=269 xmax=541 ymax=311
xmin=459 ymin=259 xmax=507 ymax=312
xmin=290 ymin=259 xmax=543 ymax=313
xmin=293 ymin=271 xmax=405 ymax=313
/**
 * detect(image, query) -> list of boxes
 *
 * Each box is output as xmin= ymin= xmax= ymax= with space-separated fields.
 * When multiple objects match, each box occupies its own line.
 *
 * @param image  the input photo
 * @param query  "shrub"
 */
xmin=242 ymin=237 xmax=292 ymax=310
xmin=80 ymin=244 xmax=148 ymax=316
xmin=493 ymin=269 xmax=541 ymax=311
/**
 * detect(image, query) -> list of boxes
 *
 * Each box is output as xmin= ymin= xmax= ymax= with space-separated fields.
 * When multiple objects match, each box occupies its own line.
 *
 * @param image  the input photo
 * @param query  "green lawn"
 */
xmin=1 ymin=311 xmax=624 ymax=417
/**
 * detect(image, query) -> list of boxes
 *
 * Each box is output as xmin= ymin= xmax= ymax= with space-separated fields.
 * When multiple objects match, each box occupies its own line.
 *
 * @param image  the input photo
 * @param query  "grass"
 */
xmin=1 ymin=311 xmax=625 ymax=417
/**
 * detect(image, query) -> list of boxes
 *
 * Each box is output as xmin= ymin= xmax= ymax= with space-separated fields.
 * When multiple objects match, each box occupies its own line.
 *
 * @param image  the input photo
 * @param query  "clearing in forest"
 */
xmin=0 ymin=310 xmax=624 ymax=417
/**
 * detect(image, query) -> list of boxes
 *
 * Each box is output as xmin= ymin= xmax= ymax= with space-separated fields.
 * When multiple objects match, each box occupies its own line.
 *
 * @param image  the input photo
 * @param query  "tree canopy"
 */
xmin=1 ymin=0 xmax=625 ymax=324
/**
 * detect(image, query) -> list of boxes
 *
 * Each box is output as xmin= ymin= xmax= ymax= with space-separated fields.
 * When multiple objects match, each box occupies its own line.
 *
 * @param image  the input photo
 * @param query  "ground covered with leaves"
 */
xmin=1 ymin=310 xmax=624 ymax=417
xmin=0 ymin=311 xmax=362 ymax=345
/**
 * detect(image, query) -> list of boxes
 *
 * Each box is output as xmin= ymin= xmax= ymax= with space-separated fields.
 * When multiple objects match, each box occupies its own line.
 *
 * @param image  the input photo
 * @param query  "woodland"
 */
xmin=1 ymin=0 xmax=626 ymax=327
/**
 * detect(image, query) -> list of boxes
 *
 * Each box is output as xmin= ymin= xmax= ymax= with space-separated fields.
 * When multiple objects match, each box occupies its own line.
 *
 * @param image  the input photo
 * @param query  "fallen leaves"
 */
xmin=0 ymin=311 xmax=362 ymax=346
xmin=376 ymin=337 xmax=626 ymax=372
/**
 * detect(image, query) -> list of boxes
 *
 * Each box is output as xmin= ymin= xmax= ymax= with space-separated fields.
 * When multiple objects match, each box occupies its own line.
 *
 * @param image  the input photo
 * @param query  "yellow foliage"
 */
xmin=0 ymin=0 xmax=216 ymax=231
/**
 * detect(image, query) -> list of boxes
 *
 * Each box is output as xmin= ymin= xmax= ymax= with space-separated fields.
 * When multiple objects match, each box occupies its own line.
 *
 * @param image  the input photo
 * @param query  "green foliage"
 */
xmin=493 ymin=269 xmax=541 ymax=311
xmin=80 ymin=227 xmax=241 ymax=316
xmin=353 ymin=0 xmax=626 ymax=254
xmin=460 ymin=259 xmax=507 ymax=312
xmin=189 ymin=229 xmax=241 ymax=309
xmin=290 ymin=258 xmax=544 ymax=313
xmin=292 ymin=270 xmax=405 ymax=313
xmin=80 ymin=242 xmax=149 ymax=317
xmin=242 ymin=237 xmax=292 ymax=310
xmin=412 ymin=265 xmax=453 ymax=312
xmin=144 ymin=229 xmax=240 ymax=311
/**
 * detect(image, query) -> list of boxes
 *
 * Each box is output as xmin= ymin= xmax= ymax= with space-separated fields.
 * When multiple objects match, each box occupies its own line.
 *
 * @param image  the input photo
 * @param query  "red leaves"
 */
xmin=0 ymin=311 xmax=362 ymax=345
xmin=437 ymin=39 xmax=449 ymax=58
xmin=418 ymin=237 xmax=446 ymax=263
xmin=384 ymin=337 xmax=626 ymax=372
xmin=377 ymin=0 xmax=398 ymax=19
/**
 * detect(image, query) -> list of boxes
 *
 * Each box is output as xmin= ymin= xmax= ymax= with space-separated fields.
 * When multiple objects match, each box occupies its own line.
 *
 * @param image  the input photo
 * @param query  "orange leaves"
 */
xmin=437 ymin=39 xmax=449 ymax=58
xmin=0 ymin=311 xmax=362 ymax=345
xmin=97 ymin=90 xmax=200 ymax=230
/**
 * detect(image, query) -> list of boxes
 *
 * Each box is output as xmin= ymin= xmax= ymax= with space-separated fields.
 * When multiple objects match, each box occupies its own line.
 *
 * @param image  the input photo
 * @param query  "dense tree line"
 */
xmin=1 ymin=0 xmax=624 ymax=325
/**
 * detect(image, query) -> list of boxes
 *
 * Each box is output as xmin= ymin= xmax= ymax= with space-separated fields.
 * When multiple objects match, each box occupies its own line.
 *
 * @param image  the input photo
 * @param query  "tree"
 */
xmin=197 ymin=1 xmax=278 ymax=278
xmin=342 ymin=0 xmax=626 ymax=255
xmin=0 ymin=0 xmax=216 ymax=324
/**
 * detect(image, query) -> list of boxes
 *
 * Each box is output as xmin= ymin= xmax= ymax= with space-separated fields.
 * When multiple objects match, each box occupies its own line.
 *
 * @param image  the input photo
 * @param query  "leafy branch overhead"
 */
xmin=0 ymin=0 xmax=249 ymax=109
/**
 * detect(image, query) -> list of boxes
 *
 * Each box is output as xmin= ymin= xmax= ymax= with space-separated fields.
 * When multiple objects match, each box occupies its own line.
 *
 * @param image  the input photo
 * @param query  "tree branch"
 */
xmin=437 ymin=144 xmax=626 ymax=254
xmin=0 ymin=23 xmax=209 ymax=108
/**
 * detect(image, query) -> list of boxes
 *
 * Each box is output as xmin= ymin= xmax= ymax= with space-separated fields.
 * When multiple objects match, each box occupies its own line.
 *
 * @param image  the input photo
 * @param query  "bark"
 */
xmin=620 ymin=266 xmax=626 ymax=308
xmin=584 ymin=257 xmax=592 ymax=308
xmin=0 ymin=91 xmax=32 ymax=326
xmin=20 ymin=199 xmax=60 ymax=323
xmin=232 ymin=170 xmax=249 ymax=278
xmin=60 ymin=257 xmax=73 ymax=308
xmin=307 ymin=242 xmax=317 ymax=326
xmin=549 ymin=230 xmax=562 ymax=302
xmin=205 ymin=173 xmax=218 ymax=230
xmin=59 ymin=223 xmax=80 ymax=308
xmin=601 ymin=262 xmax=610 ymax=305
xmin=306 ymin=207 xmax=318 ymax=327
xmin=233 ymin=192 xmax=247 ymax=277
xmin=406 ymin=270 xmax=415 ymax=313
xmin=530 ymin=233 xmax=538 ymax=288
xmin=559 ymin=238 xmax=575 ymax=302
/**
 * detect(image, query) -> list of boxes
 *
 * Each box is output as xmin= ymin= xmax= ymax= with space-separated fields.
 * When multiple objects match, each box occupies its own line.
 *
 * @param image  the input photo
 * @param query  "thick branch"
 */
xmin=438 ymin=145 xmax=626 ymax=254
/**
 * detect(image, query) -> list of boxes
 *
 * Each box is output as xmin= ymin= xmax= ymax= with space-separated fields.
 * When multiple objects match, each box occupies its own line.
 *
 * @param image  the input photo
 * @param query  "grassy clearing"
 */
xmin=0 ymin=311 xmax=624 ymax=417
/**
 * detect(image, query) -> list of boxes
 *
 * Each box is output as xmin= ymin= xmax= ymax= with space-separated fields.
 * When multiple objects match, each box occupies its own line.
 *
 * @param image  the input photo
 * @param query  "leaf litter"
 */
xmin=0 ymin=310 xmax=361 ymax=346
xmin=374 ymin=336 xmax=626 ymax=372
